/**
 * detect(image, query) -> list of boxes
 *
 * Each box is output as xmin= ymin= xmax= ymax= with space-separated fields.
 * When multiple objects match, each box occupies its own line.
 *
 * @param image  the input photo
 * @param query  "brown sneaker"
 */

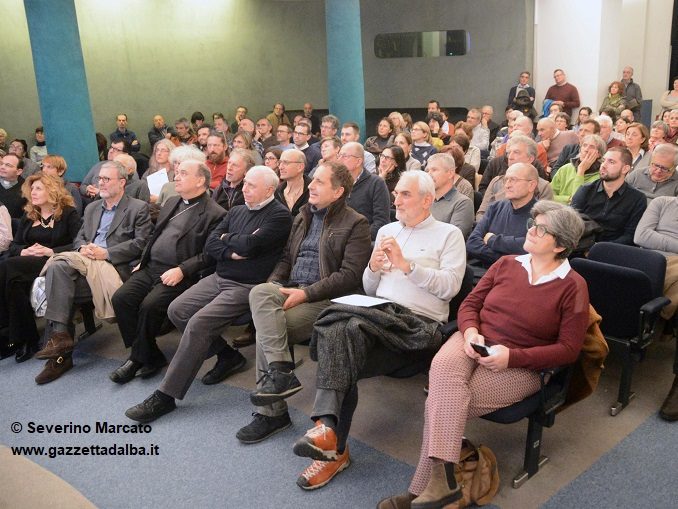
xmin=35 ymin=355 xmax=73 ymax=385
xmin=35 ymin=331 xmax=74 ymax=360
xmin=296 ymin=447 xmax=350 ymax=490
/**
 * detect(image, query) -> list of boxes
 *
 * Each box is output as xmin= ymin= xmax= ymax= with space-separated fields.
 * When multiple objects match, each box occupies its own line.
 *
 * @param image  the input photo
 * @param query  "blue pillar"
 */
xmin=325 ymin=0 xmax=366 ymax=140
xmin=24 ymin=0 xmax=98 ymax=181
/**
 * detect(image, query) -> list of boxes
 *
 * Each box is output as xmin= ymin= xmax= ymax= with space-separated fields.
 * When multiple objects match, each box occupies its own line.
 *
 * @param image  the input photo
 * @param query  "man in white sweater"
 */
xmin=289 ymin=170 xmax=466 ymax=490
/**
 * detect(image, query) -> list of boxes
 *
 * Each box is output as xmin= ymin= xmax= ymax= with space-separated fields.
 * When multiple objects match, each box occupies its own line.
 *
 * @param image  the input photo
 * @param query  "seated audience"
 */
xmin=0 ymin=173 xmax=80 ymax=362
xmin=378 ymin=201 xmax=588 ymax=509
xmin=158 ymin=145 xmax=207 ymax=206
xmin=40 ymin=155 xmax=83 ymax=214
xmin=213 ymin=148 xmax=256 ymax=212
xmin=550 ymin=119 xmax=601 ymax=177
xmin=204 ymin=132 xmax=229 ymax=191
xmin=304 ymin=115 xmax=341 ymax=171
xmin=309 ymin=137 xmax=341 ymax=177
xmin=255 ymin=118 xmax=277 ymax=151
xmin=8 ymin=139 xmax=40 ymax=177
xmin=340 ymin=142 xmax=391 ymax=240
xmin=573 ymin=107 xmax=592 ymax=132
xmin=554 ymin=112 xmax=571 ymax=132
xmin=115 ymin=154 xmax=151 ymax=203
xmin=426 ymin=153 xmax=474 ymax=238
xmin=467 ymin=163 xmax=539 ymax=267
xmin=377 ymin=145 xmax=406 ymax=199
xmin=666 ymin=109 xmax=678 ymax=144
xmin=125 ymin=166 xmax=292 ymax=423
xmin=447 ymin=146 xmax=476 ymax=201
xmin=453 ymin=124 xmax=481 ymax=171
xmin=536 ymin=117 xmax=578 ymax=173
xmin=633 ymin=196 xmax=678 ymax=421
xmin=649 ymin=121 xmax=669 ymax=152
xmin=466 ymin=108 xmax=490 ymax=152
xmin=394 ymin=132 xmax=422 ymax=171
xmin=275 ymin=149 xmax=311 ymax=217
xmin=291 ymin=171 xmax=466 ymax=490
xmin=477 ymin=136 xmax=553 ymax=220
xmin=236 ymin=161 xmax=371 ymax=445
xmin=625 ymin=143 xmax=678 ymax=202
xmin=624 ymin=122 xmax=651 ymax=171
xmin=33 ymin=161 xmax=152 ymax=384
xmin=0 ymin=204 xmax=11 ymax=254
xmin=340 ymin=122 xmax=376 ymax=173
xmin=29 ymin=127 xmax=47 ymax=163
xmin=410 ymin=122 xmax=438 ymax=169
xmin=597 ymin=115 xmax=625 ymax=149
xmin=0 ymin=153 xmax=27 ymax=218
xmin=109 ymin=160 xmax=226 ymax=385
xmin=444 ymin=132 xmax=480 ymax=182
xmin=551 ymin=134 xmax=606 ymax=204
xmin=480 ymin=135 xmax=548 ymax=193
xmin=364 ymin=118 xmax=395 ymax=157
xmin=263 ymin=148 xmax=282 ymax=175
xmin=571 ymin=147 xmax=646 ymax=245
xmin=148 ymin=115 xmax=175 ymax=148
xmin=266 ymin=103 xmax=292 ymax=131
xmin=143 ymin=139 xmax=175 ymax=203
xmin=599 ymin=81 xmax=626 ymax=118
xmin=174 ymin=117 xmax=196 ymax=146
xmin=80 ymin=140 xmax=128 ymax=202
xmin=660 ymin=77 xmax=678 ymax=111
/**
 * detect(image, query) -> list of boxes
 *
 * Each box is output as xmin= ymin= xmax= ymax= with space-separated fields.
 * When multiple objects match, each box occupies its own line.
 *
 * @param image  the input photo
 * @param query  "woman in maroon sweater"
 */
xmin=379 ymin=201 xmax=589 ymax=509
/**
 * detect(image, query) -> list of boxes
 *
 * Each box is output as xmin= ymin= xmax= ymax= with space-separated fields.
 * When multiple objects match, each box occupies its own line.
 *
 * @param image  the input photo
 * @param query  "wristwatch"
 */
xmin=406 ymin=261 xmax=415 ymax=275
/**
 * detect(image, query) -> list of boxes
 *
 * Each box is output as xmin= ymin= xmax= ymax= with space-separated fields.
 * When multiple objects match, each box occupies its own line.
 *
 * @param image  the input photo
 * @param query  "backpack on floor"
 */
xmin=454 ymin=438 xmax=500 ymax=507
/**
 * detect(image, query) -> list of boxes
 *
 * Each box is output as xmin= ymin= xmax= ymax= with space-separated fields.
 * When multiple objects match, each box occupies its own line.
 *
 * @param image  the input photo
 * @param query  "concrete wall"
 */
xmin=360 ymin=0 xmax=535 ymax=118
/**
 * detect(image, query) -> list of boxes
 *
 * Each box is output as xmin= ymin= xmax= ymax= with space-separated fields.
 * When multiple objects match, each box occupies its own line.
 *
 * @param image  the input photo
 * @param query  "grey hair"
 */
xmin=321 ymin=114 xmax=340 ymax=129
xmin=582 ymin=134 xmax=607 ymax=157
xmin=427 ymin=152 xmax=456 ymax=173
xmin=230 ymin=148 xmax=257 ymax=170
xmin=651 ymin=120 xmax=670 ymax=137
xmin=652 ymin=143 xmax=678 ymax=167
xmin=170 ymin=145 xmax=206 ymax=165
xmin=398 ymin=170 xmax=436 ymax=199
xmin=246 ymin=165 xmax=280 ymax=189
xmin=530 ymin=201 xmax=584 ymax=259
xmin=175 ymin=117 xmax=190 ymax=128
xmin=101 ymin=160 xmax=128 ymax=180
xmin=507 ymin=134 xmax=538 ymax=159
xmin=178 ymin=160 xmax=212 ymax=190
xmin=594 ymin=115 xmax=613 ymax=128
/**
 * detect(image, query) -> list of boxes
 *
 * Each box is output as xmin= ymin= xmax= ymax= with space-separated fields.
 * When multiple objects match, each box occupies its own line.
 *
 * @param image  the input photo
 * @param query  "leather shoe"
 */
xmin=35 ymin=331 xmax=74 ymax=360
xmin=15 ymin=342 xmax=39 ymax=363
xmin=137 ymin=358 xmax=168 ymax=379
xmin=125 ymin=391 xmax=176 ymax=423
xmin=35 ymin=355 xmax=73 ymax=385
xmin=376 ymin=493 xmax=416 ymax=509
xmin=660 ymin=375 xmax=678 ymax=421
xmin=109 ymin=359 xmax=143 ymax=384
xmin=232 ymin=324 xmax=256 ymax=348
xmin=202 ymin=351 xmax=246 ymax=385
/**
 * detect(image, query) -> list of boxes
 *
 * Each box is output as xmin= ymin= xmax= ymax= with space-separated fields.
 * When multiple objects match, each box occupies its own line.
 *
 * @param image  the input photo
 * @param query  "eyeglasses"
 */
xmin=526 ymin=218 xmax=554 ymax=238
xmin=264 ymin=156 xmax=278 ymax=162
xmin=380 ymin=154 xmax=395 ymax=162
xmin=109 ymin=146 xmax=123 ymax=153
xmin=97 ymin=176 xmax=119 ymax=184
xmin=293 ymin=131 xmax=308 ymax=136
xmin=504 ymin=176 xmax=532 ymax=185
xmin=651 ymin=162 xmax=674 ymax=174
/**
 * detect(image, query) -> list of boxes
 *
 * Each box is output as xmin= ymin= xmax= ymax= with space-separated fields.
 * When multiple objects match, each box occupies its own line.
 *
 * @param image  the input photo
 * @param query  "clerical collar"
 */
xmin=182 ymin=192 xmax=206 ymax=205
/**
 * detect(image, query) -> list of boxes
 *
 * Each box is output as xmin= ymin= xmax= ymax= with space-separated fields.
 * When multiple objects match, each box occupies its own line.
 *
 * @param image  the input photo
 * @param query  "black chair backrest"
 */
xmin=588 ymin=242 xmax=666 ymax=298
xmin=571 ymin=258 xmax=653 ymax=338
xmin=448 ymin=264 xmax=475 ymax=321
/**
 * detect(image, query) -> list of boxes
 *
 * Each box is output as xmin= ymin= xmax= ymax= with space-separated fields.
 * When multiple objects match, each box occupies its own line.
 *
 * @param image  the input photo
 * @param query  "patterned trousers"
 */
xmin=409 ymin=331 xmax=541 ymax=495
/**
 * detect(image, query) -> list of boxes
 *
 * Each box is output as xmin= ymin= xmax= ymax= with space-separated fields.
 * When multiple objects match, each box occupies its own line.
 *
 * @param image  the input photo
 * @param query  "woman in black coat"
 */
xmin=0 ymin=172 xmax=80 ymax=362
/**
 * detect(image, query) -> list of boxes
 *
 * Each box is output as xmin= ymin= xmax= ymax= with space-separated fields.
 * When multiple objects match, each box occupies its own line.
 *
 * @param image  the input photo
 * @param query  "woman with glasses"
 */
xmin=377 ymin=145 xmax=406 ymax=200
xmin=263 ymin=148 xmax=283 ymax=175
xmin=143 ymin=139 xmax=175 ymax=203
xmin=409 ymin=121 xmax=438 ymax=169
xmin=379 ymin=201 xmax=589 ymax=509
xmin=0 ymin=173 xmax=80 ymax=362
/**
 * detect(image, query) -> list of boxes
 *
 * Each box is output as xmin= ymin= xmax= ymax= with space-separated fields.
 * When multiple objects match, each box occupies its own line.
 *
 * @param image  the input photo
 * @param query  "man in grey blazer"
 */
xmin=34 ymin=161 xmax=152 ymax=384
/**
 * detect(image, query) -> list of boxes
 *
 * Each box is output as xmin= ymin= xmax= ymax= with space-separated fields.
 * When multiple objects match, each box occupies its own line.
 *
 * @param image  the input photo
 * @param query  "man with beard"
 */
xmin=196 ymin=125 xmax=211 ymax=154
xmin=571 ymin=147 xmax=646 ymax=244
xmin=205 ymin=133 xmax=228 ymax=190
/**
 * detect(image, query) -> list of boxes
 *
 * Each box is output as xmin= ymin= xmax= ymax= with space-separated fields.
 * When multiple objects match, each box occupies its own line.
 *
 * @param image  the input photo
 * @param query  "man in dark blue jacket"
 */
xmin=125 ymin=166 xmax=293 ymax=423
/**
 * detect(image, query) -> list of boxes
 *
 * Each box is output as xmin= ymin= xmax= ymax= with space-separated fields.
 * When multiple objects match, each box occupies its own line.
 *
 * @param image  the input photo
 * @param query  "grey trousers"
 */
xmin=249 ymin=282 xmax=330 ymax=417
xmin=159 ymin=274 xmax=253 ymax=400
xmin=44 ymin=260 xmax=93 ymax=325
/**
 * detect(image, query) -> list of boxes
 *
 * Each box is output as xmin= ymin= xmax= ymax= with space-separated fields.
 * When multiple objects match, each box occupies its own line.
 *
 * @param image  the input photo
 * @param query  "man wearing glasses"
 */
xmin=34 ymin=161 xmax=152 ymax=384
xmin=467 ymin=162 xmax=539 ymax=267
xmin=274 ymin=125 xmax=294 ymax=151
xmin=508 ymin=71 xmax=536 ymax=107
xmin=292 ymin=124 xmax=313 ymax=172
xmin=625 ymin=143 xmax=678 ymax=202
xmin=571 ymin=147 xmax=646 ymax=245
xmin=80 ymin=140 xmax=129 ymax=202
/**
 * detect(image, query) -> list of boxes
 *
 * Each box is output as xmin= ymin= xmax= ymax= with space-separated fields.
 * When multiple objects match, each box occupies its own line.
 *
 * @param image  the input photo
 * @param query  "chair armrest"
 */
xmin=640 ymin=296 xmax=671 ymax=316
xmin=440 ymin=320 xmax=458 ymax=338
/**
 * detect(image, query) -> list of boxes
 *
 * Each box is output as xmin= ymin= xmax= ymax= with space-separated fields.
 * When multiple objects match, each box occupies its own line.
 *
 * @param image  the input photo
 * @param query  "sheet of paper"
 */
xmin=146 ymin=168 xmax=169 ymax=196
xmin=331 ymin=294 xmax=391 ymax=307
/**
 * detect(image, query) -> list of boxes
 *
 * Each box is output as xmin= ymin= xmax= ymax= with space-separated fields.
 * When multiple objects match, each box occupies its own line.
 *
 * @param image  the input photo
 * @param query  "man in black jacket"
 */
xmin=109 ymin=160 xmax=226 ymax=384
xmin=125 ymin=166 xmax=292 ymax=423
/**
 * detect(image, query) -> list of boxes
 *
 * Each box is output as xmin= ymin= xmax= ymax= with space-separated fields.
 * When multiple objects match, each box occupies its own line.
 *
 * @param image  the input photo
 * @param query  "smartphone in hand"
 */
xmin=470 ymin=343 xmax=491 ymax=357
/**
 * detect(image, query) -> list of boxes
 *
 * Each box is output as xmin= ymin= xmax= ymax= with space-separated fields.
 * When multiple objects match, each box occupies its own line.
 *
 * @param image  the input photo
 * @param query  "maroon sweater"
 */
xmin=457 ymin=256 xmax=589 ymax=370
xmin=545 ymin=83 xmax=581 ymax=117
